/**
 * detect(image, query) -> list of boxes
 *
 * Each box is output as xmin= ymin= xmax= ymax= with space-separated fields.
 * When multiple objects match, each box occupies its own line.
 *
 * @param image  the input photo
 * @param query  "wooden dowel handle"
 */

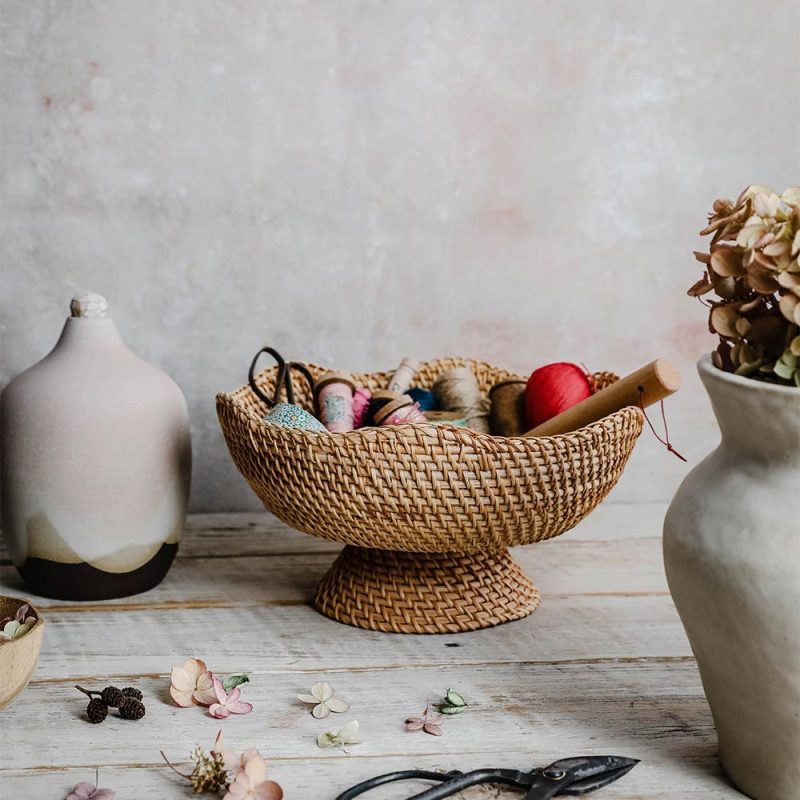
xmin=523 ymin=358 xmax=681 ymax=437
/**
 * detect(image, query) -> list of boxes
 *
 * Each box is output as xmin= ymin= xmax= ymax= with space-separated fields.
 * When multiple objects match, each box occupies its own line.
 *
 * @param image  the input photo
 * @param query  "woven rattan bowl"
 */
xmin=0 ymin=596 xmax=44 ymax=709
xmin=217 ymin=358 xmax=644 ymax=633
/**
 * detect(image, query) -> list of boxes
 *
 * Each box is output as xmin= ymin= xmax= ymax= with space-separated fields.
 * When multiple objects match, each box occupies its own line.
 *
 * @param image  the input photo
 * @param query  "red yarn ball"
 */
xmin=525 ymin=362 xmax=593 ymax=429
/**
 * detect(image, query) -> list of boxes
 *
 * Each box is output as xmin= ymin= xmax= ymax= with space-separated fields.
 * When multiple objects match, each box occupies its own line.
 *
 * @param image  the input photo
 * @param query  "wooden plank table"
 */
xmin=0 ymin=503 xmax=741 ymax=798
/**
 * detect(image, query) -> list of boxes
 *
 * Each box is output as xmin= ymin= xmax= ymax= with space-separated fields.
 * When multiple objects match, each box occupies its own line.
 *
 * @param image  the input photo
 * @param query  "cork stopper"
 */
xmin=70 ymin=292 xmax=109 ymax=319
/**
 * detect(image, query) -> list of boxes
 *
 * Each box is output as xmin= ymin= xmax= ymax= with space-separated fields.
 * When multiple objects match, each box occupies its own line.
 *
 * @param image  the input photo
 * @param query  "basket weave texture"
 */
xmin=216 ymin=357 xmax=644 ymax=555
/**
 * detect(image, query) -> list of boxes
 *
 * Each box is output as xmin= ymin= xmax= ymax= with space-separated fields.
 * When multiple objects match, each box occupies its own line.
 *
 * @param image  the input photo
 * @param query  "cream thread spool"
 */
xmin=433 ymin=367 xmax=490 ymax=434
xmin=489 ymin=379 xmax=527 ymax=436
xmin=315 ymin=372 xmax=356 ymax=433
xmin=387 ymin=357 xmax=419 ymax=394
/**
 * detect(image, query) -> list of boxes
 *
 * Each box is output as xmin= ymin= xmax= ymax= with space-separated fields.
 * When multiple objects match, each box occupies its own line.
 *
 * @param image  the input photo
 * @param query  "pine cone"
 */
xmin=86 ymin=698 xmax=108 ymax=724
xmin=118 ymin=697 xmax=146 ymax=720
xmin=100 ymin=686 xmax=125 ymax=707
xmin=121 ymin=687 xmax=143 ymax=701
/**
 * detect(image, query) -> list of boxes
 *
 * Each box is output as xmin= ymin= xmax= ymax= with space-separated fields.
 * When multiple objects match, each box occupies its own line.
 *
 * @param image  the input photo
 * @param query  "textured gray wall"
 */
xmin=2 ymin=0 xmax=799 ymax=511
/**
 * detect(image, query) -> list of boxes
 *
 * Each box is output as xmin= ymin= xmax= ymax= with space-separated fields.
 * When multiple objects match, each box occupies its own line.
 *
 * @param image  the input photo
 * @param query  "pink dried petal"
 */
xmin=226 ymin=698 xmax=253 ymax=715
xmin=66 ymin=783 xmax=96 ymax=800
xmin=405 ymin=717 xmax=425 ymax=731
xmin=170 ymin=665 xmax=195 ymax=693
xmin=209 ymin=703 xmax=230 ymax=719
xmin=194 ymin=671 xmax=217 ymax=706
xmin=423 ymin=721 xmax=443 ymax=736
xmin=212 ymin=677 xmax=228 ymax=704
xmin=253 ymin=781 xmax=283 ymax=800
xmin=169 ymin=686 xmax=194 ymax=708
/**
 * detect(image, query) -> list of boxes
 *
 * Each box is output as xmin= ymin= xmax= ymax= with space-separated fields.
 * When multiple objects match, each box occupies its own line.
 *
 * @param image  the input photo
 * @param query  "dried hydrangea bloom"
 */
xmin=65 ymin=782 xmax=115 ymax=800
xmin=208 ymin=677 xmax=253 ymax=719
xmin=690 ymin=185 xmax=800 ymax=386
xmin=297 ymin=682 xmax=349 ymax=719
xmin=222 ymin=750 xmax=283 ymax=800
xmin=170 ymin=657 xmax=217 ymax=707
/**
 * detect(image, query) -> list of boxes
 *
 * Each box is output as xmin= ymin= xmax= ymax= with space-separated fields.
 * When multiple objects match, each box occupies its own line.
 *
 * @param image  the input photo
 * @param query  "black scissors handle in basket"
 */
xmin=248 ymin=346 xmax=316 ymax=408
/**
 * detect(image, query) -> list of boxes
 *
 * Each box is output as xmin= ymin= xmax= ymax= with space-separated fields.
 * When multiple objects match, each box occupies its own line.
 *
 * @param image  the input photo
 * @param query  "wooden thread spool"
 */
xmin=489 ymin=379 xmax=528 ymax=436
xmin=374 ymin=397 xmax=427 ymax=426
xmin=315 ymin=372 xmax=356 ymax=433
xmin=523 ymin=359 xmax=681 ymax=437
xmin=363 ymin=389 xmax=404 ymax=427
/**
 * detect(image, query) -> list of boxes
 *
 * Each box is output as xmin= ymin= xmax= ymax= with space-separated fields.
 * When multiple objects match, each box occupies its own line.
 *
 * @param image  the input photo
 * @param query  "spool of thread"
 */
xmin=407 ymin=387 xmax=437 ymax=411
xmin=315 ymin=372 xmax=356 ymax=433
xmin=432 ymin=367 xmax=490 ymax=434
xmin=374 ymin=397 xmax=427 ymax=426
xmin=352 ymin=388 xmax=372 ymax=429
xmin=423 ymin=411 xmax=471 ymax=428
xmin=525 ymin=363 xmax=593 ymax=430
xmin=489 ymin=379 xmax=528 ymax=436
xmin=364 ymin=389 xmax=404 ymax=427
xmin=263 ymin=402 xmax=326 ymax=432
xmin=387 ymin=357 xmax=419 ymax=393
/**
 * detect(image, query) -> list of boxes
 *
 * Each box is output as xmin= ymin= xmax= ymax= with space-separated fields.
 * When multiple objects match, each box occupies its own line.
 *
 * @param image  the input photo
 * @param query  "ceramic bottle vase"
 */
xmin=664 ymin=355 xmax=800 ymax=800
xmin=1 ymin=293 xmax=192 ymax=600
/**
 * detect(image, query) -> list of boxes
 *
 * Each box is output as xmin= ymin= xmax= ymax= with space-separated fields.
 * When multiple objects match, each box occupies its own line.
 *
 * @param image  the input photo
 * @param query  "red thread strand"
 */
xmin=638 ymin=387 xmax=687 ymax=462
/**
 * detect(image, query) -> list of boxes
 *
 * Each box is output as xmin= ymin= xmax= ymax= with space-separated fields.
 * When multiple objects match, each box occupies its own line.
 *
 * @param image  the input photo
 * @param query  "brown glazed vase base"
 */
xmin=17 ymin=542 xmax=178 ymax=601
xmin=314 ymin=545 xmax=541 ymax=634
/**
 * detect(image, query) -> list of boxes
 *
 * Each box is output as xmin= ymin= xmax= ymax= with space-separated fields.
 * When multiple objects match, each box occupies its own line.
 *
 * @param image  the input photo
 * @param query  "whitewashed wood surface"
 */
xmin=0 ymin=504 xmax=741 ymax=799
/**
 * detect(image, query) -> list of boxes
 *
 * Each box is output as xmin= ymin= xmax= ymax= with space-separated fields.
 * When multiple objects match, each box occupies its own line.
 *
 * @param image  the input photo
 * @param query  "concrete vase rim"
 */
xmin=697 ymin=353 xmax=799 ymax=397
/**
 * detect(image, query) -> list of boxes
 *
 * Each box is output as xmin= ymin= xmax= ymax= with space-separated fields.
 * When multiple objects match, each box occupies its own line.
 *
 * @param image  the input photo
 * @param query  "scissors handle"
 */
xmin=248 ymin=347 xmax=316 ymax=408
xmin=334 ymin=770 xmax=456 ymax=800
xmin=408 ymin=769 xmax=530 ymax=799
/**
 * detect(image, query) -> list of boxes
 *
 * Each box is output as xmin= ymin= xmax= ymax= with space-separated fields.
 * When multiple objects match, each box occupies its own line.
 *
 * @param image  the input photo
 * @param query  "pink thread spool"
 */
xmin=387 ymin=357 xmax=419 ymax=394
xmin=315 ymin=372 xmax=356 ymax=432
xmin=374 ymin=397 xmax=427 ymax=426
xmin=352 ymin=387 xmax=372 ymax=429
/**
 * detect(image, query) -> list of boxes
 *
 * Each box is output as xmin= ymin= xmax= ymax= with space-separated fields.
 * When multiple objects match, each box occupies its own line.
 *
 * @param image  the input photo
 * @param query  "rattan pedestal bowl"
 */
xmin=217 ymin=358 xmax=644 ymax=634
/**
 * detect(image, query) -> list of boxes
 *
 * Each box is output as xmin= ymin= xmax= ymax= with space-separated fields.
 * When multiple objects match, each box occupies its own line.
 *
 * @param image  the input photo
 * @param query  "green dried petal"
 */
xmin=438 ymin=704 xmax=467 ymax=715
xmin=444 ymin=689 xmax=466 ymax=707
xmin=222 ymin=674 xmax=249 ymax=693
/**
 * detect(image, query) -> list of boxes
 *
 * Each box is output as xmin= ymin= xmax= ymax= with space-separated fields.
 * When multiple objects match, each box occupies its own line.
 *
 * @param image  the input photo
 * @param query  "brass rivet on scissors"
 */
xmin=543 ymin=766 xmax=566 ymax=780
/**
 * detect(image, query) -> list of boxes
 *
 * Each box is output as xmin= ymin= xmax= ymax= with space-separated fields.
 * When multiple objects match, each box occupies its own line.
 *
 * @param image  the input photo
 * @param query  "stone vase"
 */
xmin=663 ymin=355 xmax=800 ymax=800
xmin=1 ymin=293 xmax=191 ymax=600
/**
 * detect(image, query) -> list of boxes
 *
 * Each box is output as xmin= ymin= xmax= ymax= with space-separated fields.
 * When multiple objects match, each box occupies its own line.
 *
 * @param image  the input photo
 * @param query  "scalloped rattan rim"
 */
xmin=217 ymin=359 xmax=642 ymax=446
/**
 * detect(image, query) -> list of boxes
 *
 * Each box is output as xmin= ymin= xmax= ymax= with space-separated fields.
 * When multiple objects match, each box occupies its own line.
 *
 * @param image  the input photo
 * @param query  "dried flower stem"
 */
xmin=160 ymin=751 xmax=192 ymax=780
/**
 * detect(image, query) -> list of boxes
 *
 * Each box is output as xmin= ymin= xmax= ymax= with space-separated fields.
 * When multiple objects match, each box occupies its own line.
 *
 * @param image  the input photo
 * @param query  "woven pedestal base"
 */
xmin=314 ymin=546 xmax=540 ymax=634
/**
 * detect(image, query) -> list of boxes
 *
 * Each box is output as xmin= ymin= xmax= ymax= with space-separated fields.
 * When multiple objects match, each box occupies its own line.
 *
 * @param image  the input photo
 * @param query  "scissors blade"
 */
xmin=545 ymin=755 xmax=640 ymax=795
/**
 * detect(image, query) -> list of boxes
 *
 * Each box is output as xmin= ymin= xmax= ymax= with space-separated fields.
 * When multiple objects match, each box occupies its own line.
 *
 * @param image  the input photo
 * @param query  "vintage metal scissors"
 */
xmin=335 ymin=755 xmax=639 ymax=800
xmin=248 ymin=346 xmax=316 ymax=408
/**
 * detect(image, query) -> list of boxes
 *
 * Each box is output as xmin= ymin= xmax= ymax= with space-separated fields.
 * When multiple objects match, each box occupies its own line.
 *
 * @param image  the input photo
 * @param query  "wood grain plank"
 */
xmin=0 ymin=661 xmax=738 ymax=798
xmin=0 ymin=503 xmax=668 ymax=566
xmin=0 ymin=534 xmax=669 ymax=612
xmin=19 ymin=593 xmax=690 ymax=680
xmin=0 ymin=751 xmax=739 ymax=800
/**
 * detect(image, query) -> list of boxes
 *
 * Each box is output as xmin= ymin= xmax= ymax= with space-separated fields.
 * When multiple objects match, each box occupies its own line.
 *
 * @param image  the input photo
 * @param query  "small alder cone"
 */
xmin=86 ymin=699 xmax=108 ymax=724
xmin=118 ymin=697 xmax=146 ymax=720
xmin=100 ymin=686 xmax=125 ymax=707
xmin=121 ymin=687 xmax=143 ymax=701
